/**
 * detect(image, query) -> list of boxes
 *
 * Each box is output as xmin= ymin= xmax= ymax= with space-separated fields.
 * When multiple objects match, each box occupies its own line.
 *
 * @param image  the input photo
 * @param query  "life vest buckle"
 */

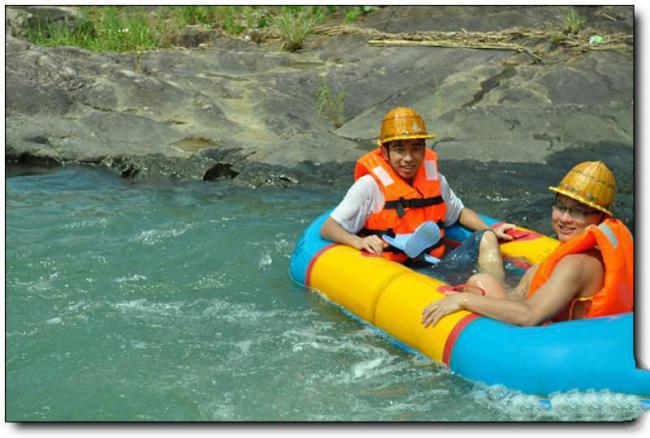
xmin=396 ymin=197 xmax=407 ymax=218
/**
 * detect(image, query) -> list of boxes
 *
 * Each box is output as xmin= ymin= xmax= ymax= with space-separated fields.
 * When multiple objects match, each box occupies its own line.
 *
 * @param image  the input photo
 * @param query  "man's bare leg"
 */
xmin=478 ymin=231 xmax=505 ymax=282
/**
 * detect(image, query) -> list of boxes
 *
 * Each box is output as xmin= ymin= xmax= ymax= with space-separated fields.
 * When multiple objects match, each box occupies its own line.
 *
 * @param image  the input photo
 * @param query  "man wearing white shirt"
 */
xmin=320 ymin=107 xmax=515 ymax=280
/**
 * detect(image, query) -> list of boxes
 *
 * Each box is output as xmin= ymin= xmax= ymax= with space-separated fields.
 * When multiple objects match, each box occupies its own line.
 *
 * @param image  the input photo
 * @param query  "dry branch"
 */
xmin=313 ymin=24 xmax=632 ymax=63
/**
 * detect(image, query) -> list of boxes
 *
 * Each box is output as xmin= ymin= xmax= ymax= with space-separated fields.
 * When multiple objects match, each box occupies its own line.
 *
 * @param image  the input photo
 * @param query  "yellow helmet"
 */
xmin=549 ymin=161 xmax=616 ymax=216
xmin=378 ymin=107 xmax=436 ymax=146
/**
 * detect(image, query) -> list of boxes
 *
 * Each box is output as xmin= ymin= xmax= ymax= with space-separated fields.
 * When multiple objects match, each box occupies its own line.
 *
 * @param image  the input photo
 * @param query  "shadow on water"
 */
xmin=5 ymin=163 xmax=65 ymax=178
xmin=6 ymin=142 xmax=634 ymax=289
xmin=6 ymin=142 xmax=634 ymax=236
xmin=439 ymin=142 xmax=634 ymax=237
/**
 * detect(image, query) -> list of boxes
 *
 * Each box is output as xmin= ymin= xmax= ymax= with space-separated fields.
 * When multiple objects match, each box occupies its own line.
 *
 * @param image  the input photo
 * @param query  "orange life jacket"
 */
xmin=528 ymin=218 xmax=634 ymax=322
xmin=354 ymin=148 xmax=447 ymax=262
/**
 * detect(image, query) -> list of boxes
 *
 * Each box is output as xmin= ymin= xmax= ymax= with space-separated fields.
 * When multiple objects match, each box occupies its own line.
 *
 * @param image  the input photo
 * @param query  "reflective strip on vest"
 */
xmin=424 ymin=160 xmax=438 ymax=181
xmin=372 ymin=166 xmax=394 ymax=187
xmin=598 ymin=222 xmax=618 ymax=249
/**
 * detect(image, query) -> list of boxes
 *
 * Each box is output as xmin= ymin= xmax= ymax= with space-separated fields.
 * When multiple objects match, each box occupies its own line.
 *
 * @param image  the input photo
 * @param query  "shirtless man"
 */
xmin=422 ymin=161 xmax=633 ymax=327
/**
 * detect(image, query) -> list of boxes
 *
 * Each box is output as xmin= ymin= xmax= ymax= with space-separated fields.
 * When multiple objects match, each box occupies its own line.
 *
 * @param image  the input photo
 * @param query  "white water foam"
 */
xmin=257 ymin=252 xmax=273 ymax=269
xmin=114 ymin=274 xmax=148 ymax=283
xmin=351 ymin=357 xmax=386 ymax=379
xmin=61 ymin=217 xmax=108 ymax=230
xmin=470 ymin=384 xmax=647 ymax=421
xmin=132 ymin=223 xmax=194 ymax=245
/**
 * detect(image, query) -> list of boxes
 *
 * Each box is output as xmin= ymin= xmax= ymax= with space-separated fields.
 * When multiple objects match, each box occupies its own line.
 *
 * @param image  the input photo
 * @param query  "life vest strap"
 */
xmin=597 ymin=222 xmax=619 ymax=249
xmin=384 ymin=196 xmax=444 ymax=218
xmin=359 ymin=227 xmax=395 ymax=238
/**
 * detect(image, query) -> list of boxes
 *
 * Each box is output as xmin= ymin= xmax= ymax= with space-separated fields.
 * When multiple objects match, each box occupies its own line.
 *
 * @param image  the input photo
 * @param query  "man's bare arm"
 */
xmin=320 ymin=216 xmax=385 ymax=255
xmin=423 ymin=256 xmax=588 ymax=327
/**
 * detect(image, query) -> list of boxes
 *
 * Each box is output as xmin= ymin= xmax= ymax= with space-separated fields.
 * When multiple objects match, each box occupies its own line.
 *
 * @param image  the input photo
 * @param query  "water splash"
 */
xmin=470 ymin=384 xmax=647 ymax=421
xmin=133 ymin=224 xmax=194 ymax=245
xmin=258 ymin=252 xmax=273 ymax=269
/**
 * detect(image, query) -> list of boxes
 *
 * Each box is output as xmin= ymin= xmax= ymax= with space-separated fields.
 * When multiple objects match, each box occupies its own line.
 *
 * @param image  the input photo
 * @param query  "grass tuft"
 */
xmin=563 ymin=7 xmax=586 ymax=35
xmin=316 ymin=82 xmax=346 ymax=128
xmin=274 ymin=7 xmax=320 ymax=52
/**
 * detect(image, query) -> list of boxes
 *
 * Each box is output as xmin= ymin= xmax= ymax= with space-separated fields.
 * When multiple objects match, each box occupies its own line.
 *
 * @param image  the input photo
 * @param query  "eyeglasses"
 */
xmin=552 ymin=200 xmax=601 ymax=220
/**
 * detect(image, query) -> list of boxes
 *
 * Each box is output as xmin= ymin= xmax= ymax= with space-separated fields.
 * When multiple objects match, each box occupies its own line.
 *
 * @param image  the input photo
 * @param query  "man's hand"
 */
xmin=354 ymin=235 xmax=386 ymax=255
xmin=492 ymin=222 xmax=516 ymax=241
xmin=421 ymin=294 xmax=464 ymax=328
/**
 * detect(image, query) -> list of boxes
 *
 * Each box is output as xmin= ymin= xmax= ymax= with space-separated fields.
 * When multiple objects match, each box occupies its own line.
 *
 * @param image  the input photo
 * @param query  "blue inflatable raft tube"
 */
xmin=290 ymin=211 xmax=650 ymax=399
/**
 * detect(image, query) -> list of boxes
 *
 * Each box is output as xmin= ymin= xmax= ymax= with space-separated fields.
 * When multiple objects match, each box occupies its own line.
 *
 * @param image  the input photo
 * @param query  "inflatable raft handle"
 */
xmin=488 ymin=222 xmax=530 ymax=240
xmin=505 ymin=228 xmax=530 ymax=239
xmin=438 ymin=284 xmax=487 ymax=296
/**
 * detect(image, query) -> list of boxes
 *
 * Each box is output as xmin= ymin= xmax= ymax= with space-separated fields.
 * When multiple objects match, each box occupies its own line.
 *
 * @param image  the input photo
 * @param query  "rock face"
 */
xmin=5 ymin=5 xmax=634 ymax=186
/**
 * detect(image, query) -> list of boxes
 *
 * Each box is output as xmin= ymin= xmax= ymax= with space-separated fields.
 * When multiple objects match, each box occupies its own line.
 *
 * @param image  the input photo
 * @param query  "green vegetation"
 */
xmin=344 ymin=6 xmax=377 ymax=23
xmin=550 ymin=31 xmax=567 ymax=45
xmin=432 ymin=73 xmax=443 ymax=116
xmin=316 ymin=82 xmax=346 ymax=128
xmin=563 ymin=7 xmax=586 ymax=35
xmin=21 ymin=5 xmax=375 ymax=53
xmin=274 ymin=6 xmax=321 ymax=52
xmin=547 ymin=7 xmax=586 ymax=47
xmin=25 ymin=7 xmax=164 ymax=52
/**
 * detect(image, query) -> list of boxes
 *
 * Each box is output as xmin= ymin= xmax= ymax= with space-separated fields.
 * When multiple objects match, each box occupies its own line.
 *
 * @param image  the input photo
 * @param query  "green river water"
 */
xmin=5 ymin=163 xmax=646 ymax=422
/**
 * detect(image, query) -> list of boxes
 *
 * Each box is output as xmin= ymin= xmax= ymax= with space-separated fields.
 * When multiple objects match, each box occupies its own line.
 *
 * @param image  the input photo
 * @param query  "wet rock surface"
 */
xmin=6 ymin=5 xmax=634 ymax=193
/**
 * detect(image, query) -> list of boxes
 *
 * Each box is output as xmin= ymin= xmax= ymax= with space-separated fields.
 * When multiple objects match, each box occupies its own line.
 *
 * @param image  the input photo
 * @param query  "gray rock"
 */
xmin=6 ymin=6 xmax=85 ymax=38
xmin=5 ymin=5 xmax=633 ymax=186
